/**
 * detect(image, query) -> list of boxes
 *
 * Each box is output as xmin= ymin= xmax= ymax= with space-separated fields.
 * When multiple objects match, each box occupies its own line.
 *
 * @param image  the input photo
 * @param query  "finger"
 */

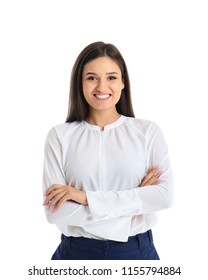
xmin=47 ymin=191 xmax=67 ymax=211
xmin=141 ymin=168 xmax=162 ymax=187
xmin=43 ymin=190 xmax=57 ymax=206
xmin=140 ymin=168 xmax=154 ymax=186
xmin=43 ymin=188 xmax=64 ymax=206
xmin=45 ymin=184 xmax=62 ymax=196
xmin=53 ymin=195 xmax=69 ymax=212
xmin=141 ymin=167 xmax=159 ymax=186
xmin=141 ymin=172 xmax=161 ymax=187
xmin=146 ymin=174 xmax=161 ymax=186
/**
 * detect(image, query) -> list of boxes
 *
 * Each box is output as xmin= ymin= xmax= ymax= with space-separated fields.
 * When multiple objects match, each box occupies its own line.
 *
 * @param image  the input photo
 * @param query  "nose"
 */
xmin=96 ymin=78 xmax=108 ymax=92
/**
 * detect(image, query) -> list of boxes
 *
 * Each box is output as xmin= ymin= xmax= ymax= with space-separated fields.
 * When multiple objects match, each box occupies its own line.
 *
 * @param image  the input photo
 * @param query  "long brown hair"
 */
xmin=66 ymin=41 xmax=135 ymax=122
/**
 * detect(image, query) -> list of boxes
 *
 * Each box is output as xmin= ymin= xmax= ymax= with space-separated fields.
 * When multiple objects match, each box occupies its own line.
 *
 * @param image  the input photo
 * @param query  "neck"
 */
xmin=86 ymin=110 xmax=121 ymax=130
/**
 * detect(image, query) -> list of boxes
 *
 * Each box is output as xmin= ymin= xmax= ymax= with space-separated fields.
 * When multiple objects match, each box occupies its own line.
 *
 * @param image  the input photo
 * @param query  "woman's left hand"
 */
xmin=43 ymin=184 xmax=88 ymax=212
xmin=140 ymin=166 xmax=162 ymax=187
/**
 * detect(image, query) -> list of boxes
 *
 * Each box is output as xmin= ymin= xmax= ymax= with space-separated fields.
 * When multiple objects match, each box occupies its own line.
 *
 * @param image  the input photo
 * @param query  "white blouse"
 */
xmin=43 ymin=115 xmax=173 ymax=241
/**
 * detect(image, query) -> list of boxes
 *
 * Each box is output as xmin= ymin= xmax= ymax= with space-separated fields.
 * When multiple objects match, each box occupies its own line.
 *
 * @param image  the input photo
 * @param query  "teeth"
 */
xmin=95 ymin=94 xmax=110 ymax=99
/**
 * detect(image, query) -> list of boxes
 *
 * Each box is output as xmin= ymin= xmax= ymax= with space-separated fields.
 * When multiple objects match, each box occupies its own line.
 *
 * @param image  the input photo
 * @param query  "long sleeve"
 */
xmin=42 ymin=117 xmax=173 ymax=241
xmin=86 ymin=123 xmax=173 ymax=219
xmin=42 ymin=127 xmax=90 ymax=225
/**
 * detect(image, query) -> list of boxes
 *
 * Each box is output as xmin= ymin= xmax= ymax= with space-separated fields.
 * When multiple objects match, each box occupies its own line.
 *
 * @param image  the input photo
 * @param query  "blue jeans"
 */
xmin=51 ymin=230 xmax=159 ymax=260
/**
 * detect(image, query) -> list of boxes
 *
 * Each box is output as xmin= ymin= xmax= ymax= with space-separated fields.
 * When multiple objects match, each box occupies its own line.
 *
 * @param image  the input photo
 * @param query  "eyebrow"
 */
xmin=85 ymin=71 xmax=119 ymax=76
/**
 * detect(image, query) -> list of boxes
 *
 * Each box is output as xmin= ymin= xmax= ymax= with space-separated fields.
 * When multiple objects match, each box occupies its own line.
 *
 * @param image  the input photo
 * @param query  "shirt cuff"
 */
xmin=86 ymin=189 xmax=142 ymax=220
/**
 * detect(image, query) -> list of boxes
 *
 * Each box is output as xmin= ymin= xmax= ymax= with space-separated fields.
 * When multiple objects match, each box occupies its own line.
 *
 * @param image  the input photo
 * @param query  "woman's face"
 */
xmin=82 ymin=56 xmax=124 ymax=114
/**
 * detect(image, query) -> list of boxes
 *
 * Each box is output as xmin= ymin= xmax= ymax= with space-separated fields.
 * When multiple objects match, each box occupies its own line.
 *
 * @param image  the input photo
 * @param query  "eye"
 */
xmin=107 ymin=76 xmax=117 ymax=80
xmin=87 ymin=76 xmax=97 ymax=80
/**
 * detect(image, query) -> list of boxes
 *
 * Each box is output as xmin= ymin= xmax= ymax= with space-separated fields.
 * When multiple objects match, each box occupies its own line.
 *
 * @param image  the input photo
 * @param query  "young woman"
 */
xmin=43 ymin=41 xmax=174 ymax=260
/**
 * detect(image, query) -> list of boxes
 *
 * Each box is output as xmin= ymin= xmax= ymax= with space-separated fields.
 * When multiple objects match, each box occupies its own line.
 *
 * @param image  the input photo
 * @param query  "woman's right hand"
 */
xmin=140 ymin=166 xmax=162 ymax=187
xmin=43 ymin=184 xmax=88 ymax=212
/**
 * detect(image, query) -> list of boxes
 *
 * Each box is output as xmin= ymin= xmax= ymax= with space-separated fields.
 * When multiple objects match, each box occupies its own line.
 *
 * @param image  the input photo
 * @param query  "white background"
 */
xmin=0 ymin=0 xmax=208 ymax=279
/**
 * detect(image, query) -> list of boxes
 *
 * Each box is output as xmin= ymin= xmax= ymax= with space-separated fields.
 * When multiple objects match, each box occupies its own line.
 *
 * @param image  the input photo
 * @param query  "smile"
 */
xmin=94 ymin=94 xmax=111 ymax=100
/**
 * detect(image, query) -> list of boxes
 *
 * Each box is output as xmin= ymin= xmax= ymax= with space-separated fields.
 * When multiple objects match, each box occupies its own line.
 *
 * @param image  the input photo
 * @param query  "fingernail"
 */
xmin=154 ymin=166 xmax=160 ymax=170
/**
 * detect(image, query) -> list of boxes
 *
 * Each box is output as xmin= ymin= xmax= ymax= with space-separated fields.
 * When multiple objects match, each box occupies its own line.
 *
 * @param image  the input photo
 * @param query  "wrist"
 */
xmin=69 ymin=187 xmax=88 ymax=206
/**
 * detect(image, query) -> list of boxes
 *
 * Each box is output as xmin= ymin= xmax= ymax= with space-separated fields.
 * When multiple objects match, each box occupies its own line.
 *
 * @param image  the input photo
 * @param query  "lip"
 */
xmin=93 ymin=94 xmax=112 ymax=101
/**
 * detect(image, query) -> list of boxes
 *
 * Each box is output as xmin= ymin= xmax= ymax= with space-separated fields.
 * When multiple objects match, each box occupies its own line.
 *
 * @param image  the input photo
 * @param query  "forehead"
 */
xmin=83 ymin=56 xmax=121 ymax=74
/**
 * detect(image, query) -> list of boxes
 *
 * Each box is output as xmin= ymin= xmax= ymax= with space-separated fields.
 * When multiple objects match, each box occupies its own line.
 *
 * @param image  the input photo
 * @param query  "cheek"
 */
xmin=82 ymin=82 xmax=95 ymax=94
xmin=82 ymin=81 xmax=87 ymax=92
xmin=82 ymin=83 xmax=96 ymax=104
xmin=112 ymin=83 xmax=124 ymax=94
